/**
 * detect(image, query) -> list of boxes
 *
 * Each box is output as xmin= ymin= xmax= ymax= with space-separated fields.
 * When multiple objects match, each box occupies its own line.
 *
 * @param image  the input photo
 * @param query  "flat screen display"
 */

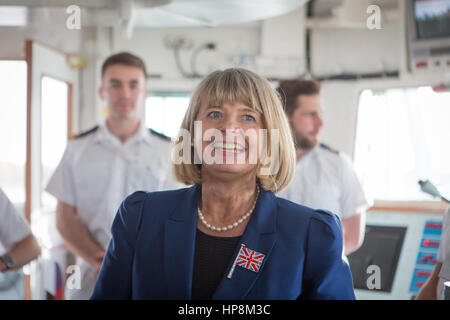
xmin=414 ymin=0 xmax=450 ymax=39
xmin=348 ymin=225 xmax=407 ymax=292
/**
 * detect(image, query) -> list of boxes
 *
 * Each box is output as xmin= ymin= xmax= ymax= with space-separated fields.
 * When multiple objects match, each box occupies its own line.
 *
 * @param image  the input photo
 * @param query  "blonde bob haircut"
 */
xmin=172 ymin=68 xmax=296 ymax=193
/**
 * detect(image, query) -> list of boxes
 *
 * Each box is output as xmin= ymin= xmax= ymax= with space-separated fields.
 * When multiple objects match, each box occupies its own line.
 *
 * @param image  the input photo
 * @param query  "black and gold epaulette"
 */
xmin=319 ymin=143 xmax=339 ymax=155
xmin=70 ymin=126 xmax=99 ymax=140
xmin=149 ymin=128 xmax=172 ymax=142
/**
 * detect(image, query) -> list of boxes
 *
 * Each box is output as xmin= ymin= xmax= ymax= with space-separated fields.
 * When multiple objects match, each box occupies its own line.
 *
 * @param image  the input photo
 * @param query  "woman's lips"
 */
xmin=212 ymin=142 xmax=246 ymax=152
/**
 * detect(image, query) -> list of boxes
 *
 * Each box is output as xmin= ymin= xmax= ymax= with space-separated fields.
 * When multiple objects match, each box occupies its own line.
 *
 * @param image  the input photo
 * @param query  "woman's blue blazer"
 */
xmin=91 ymin=185 xmax=356 ymax=300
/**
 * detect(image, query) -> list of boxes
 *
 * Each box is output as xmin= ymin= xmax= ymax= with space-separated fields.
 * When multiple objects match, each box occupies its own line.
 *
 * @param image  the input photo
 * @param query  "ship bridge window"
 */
xmin=354 ymin=86 xmax=450 ymax=204
xmin=40 ymin=76 xmax=69 ymax=213
xmin=0 ymin=60 xmax=27 ymax=217
xmin=145 ymin=91 xmax=190 ymax=139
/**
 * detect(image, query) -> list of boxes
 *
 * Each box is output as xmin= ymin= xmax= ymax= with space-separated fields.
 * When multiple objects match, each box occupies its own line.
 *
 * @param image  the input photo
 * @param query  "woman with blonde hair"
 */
xmin=91 ymin=68 xmax=355 ymax=300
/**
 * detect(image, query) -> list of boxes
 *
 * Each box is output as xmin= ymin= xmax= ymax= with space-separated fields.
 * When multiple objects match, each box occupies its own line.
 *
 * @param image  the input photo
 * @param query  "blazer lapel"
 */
xmin=164 ymin=185 xmax=200 ymax=299
xmin=212 ymin=188 xmax=278 ymax=300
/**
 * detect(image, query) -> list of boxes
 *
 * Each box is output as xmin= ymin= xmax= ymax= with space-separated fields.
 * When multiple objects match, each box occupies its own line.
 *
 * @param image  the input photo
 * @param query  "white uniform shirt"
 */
xmin=278 ymin=144 xmax=370 ymax=220
xmin=0 ymin=188 xmax=31 ymax=252
xmin=45 ymin=120 xmax=182 ymax=299
xmin=437 ymin=206 xmax=450 ymax=300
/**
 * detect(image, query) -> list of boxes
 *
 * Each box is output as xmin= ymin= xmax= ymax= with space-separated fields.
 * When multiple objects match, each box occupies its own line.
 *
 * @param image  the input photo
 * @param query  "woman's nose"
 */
xmin=222 ymin=117 xmax=240 ymax=132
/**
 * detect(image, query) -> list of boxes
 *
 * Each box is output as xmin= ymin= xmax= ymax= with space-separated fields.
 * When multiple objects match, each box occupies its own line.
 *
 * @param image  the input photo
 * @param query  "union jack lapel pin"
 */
xmin=227 ymin=244 xmax=265 ymax=279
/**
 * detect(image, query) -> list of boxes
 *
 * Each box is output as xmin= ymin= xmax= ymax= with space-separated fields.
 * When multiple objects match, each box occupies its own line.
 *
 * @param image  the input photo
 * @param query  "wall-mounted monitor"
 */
xmin=406 ymin=0 xmax=450 ymax=72
xmin=348 ymin=225 xmax=407 ymax=293
xmin=414 ymin=0 xmax=450 ymax=39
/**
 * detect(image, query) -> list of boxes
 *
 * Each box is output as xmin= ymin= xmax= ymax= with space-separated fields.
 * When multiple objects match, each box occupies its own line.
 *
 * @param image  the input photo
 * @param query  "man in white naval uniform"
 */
xmin=46 ymin=52 xmax=182 ymax=299
xmin=277 ymin=80 xmax=370 ymax=255
xmin=0 ymin=188 xmax=41 ymax=272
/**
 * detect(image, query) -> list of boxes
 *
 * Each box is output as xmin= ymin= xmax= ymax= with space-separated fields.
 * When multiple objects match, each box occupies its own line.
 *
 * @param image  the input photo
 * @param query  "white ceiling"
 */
xmin=0 ymin=0 xmax=310 ymax=27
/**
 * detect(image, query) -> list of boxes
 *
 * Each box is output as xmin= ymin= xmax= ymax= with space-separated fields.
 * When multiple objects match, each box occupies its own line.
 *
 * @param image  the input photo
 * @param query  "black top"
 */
xmin=192 ymin=229 xmax=242 ymax=300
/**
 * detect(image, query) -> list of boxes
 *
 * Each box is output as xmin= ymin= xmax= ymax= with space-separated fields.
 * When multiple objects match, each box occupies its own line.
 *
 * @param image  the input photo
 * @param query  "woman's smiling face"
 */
xmin=195 ymin=100 xmax=265 ymax=178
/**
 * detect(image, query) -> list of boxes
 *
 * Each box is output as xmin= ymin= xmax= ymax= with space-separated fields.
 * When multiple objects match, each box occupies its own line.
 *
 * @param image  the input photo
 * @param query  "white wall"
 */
xmin=311 ymin=22 xmax=401 ymax=76
xmin=113 ymin=25 xmax=260 ymax=82
xmin=111 ymin=6 xmax=307 ymax=86
xmin=0 ymin=27 xmax=82 ymax=60
xmin=0 ymin=8 xmax=84 ymax=60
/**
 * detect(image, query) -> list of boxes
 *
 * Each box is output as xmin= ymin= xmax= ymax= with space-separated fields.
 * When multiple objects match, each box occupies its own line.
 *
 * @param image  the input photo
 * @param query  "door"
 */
xmin=25 ymin=39 xmax=80 ymax=299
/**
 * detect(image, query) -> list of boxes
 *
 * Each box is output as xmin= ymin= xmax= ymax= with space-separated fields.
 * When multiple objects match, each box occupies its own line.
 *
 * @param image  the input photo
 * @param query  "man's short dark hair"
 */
xmin=276 ymin=79 xmax=321 ymax=116
xmin=101 ymin=52 xmax=147 ymax=79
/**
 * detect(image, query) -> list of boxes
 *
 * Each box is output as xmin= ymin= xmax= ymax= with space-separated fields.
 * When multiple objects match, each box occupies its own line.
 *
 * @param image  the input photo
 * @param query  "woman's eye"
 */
xmin=208 ymin=111 xmax=221 ymax=119
xmin=243 ymin=114 xmax=255 ymax=122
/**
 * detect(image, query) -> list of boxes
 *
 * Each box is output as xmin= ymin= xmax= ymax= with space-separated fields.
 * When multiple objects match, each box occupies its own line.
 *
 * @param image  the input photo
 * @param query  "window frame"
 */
xmin=354 ymin=84 xmax=450 ymax=214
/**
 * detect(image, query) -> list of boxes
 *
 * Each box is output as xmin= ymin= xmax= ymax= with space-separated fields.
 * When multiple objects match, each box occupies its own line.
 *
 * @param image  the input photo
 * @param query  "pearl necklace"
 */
xmin=198 ymin=186 xmax=260 ymax=232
